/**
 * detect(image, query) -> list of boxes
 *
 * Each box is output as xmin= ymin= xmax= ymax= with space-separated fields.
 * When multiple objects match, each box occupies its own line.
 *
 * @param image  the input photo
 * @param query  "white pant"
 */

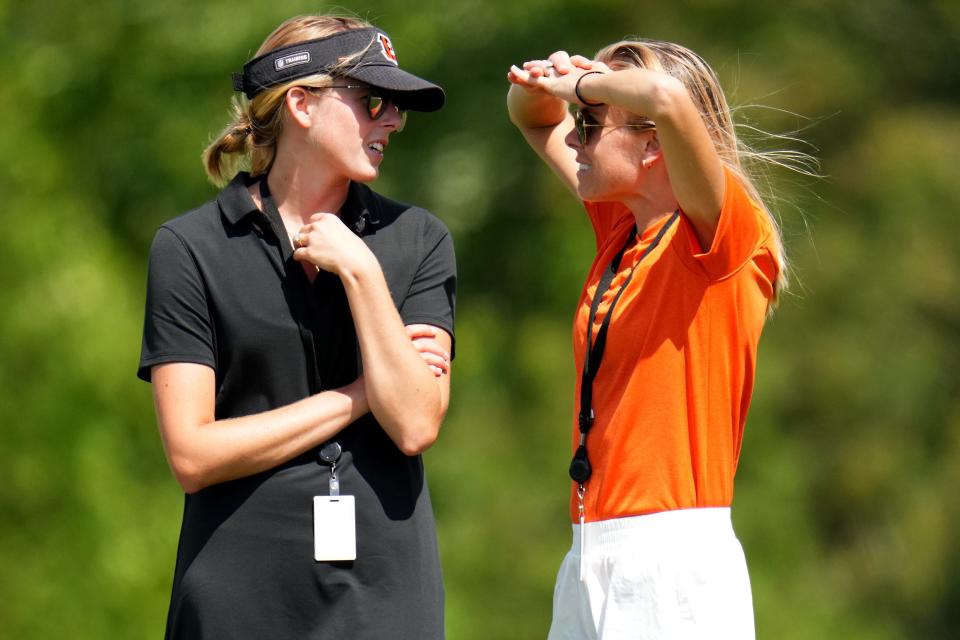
xmin=548 ymin=508 xmax=755 ymax=640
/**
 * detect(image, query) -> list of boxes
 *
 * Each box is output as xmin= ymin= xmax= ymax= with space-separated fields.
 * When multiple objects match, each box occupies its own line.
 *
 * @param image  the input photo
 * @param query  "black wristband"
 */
xmin=575 ymin=71 xmax=605 ymax=106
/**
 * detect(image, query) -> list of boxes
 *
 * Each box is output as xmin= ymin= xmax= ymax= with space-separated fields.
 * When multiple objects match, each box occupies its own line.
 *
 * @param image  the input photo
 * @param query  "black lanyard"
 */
xmin=569 ymin=210 xmax=679 ymax=486
xmin=259 ymin=179 xmax=343 ymax=485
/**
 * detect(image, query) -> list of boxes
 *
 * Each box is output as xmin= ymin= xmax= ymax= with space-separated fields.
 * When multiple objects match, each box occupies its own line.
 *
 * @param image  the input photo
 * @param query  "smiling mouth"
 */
xmin=368 ymin=142 xmax=385 ymax=154
xmin=578 ymin=163 xmax=591 ymax=171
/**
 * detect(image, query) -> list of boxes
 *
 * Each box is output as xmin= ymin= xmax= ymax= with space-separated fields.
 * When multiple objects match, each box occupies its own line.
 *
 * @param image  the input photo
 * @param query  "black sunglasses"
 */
xmin=309 ymin=84 xmax=407 ymax=130
xmin=573 ymin=108 xmax=655 ymax=146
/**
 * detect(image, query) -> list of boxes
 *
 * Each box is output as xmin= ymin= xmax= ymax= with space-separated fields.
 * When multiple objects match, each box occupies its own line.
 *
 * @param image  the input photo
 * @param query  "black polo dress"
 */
xmin=138 ymin=172 xmax=456 ymax=639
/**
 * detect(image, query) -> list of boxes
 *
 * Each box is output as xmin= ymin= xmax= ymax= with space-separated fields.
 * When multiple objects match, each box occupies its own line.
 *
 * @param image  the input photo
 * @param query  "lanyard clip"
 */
xmin=320 ymin=442 xmax=343 ymax=497
xmin=569 ymin=445 xmax=592 ymax=484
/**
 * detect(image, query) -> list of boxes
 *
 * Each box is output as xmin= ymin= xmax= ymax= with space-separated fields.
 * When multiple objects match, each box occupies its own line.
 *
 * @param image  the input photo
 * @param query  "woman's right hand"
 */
xmin=507 ymin=51 xmax=597 ymax=99
xmin=293 ymin=212 xmax=379 ymax=278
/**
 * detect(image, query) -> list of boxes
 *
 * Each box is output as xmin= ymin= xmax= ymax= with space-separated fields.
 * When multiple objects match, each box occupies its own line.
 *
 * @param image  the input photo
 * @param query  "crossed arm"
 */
xmin=153 ymin=321 xmax=450 ymax=494
xmin=153 ymin=213 xmax=452 ymax=494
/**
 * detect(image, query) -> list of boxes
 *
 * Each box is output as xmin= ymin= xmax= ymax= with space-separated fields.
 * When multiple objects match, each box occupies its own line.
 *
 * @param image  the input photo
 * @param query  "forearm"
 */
xmin=507 ymin=84 xmax=568 ymax=130
xmin=573 ymin=68 xmax=679 ymax=120
xmin=338 ymin=257 xmax=445 ymax=456
xmin=578 ymin=69 xmax=725 ymax=230
xmin=154 ymin=368 xmax=367 ymax=493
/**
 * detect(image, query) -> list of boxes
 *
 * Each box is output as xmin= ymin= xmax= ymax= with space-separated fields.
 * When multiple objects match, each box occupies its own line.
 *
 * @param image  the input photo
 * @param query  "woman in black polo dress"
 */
xmin=138 ymin=14 xmax=455 ymax=639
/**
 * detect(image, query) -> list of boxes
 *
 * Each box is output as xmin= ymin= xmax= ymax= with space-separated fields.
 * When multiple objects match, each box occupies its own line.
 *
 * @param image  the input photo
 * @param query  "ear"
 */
xmin=284 ymin=86 xmax=313 ymax=129
xmin=641 ymin=132 xmax=663 ymax=170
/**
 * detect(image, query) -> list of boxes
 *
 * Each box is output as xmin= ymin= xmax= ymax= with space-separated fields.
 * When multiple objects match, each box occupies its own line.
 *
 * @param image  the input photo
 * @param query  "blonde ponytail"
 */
xmin=203 ymin=101 xmax=254 ymax=186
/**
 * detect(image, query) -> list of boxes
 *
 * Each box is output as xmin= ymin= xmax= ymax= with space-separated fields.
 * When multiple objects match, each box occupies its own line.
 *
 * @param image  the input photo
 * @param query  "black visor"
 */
xmin=232 ymin=28 xmax=444 ymax=112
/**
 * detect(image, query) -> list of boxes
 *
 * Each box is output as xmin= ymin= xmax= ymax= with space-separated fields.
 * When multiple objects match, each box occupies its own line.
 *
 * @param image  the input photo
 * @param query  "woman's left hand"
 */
xmin=292 ymin=213 xmax=376 ymax=276
xmin=406 ymin=324 xmax=451 ymax=377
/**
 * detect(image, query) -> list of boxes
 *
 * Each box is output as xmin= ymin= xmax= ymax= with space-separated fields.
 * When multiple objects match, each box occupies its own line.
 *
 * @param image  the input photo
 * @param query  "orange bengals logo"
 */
xmin=378 ymin=33 xmax=398 ymax=64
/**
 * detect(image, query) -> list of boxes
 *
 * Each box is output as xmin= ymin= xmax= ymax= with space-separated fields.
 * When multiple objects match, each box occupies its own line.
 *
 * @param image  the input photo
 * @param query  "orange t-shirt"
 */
xmin=570 ymin=167 xmax=779 ymax=523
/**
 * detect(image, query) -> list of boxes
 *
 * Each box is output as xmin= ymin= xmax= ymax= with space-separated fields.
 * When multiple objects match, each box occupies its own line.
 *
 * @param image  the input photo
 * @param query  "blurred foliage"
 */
xmin=1 ymin=0 xmax=958 ymax=638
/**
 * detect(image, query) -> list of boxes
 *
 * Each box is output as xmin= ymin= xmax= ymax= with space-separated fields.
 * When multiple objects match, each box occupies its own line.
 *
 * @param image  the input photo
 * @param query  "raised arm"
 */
xmin=508 ymin=52 xmax=725 ymax=248
xmin=506 ymin=52 xmax=589 ymax=197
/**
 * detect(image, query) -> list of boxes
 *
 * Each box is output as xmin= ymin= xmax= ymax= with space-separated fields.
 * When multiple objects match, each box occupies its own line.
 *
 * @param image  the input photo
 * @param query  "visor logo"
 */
xmin=275 ymin=51 xmax=311 ymax=71
xmin=377 ymin=34 xmax=398 ymax=65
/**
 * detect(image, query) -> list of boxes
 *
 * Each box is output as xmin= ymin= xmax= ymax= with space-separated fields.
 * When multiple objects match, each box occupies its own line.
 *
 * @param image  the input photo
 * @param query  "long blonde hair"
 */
xmin=595 ymin=39 xmax=814 ymax=303
xmin=203 ymin=15 xmax=372 ymax=185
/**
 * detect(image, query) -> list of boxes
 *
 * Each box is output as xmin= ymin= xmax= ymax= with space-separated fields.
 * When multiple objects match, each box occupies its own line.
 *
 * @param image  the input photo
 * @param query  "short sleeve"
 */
xmin=137 ymin=227 xmax=216 ymax=381
xmin=398 ymin=222 xmax=457 ymax=357
xmin=680 ymin=167 xmax=775 ymax=281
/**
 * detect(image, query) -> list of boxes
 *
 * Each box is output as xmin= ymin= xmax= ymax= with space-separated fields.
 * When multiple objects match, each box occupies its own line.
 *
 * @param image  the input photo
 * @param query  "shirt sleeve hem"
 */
xmin=137 ymin=355 xmax=216 ymax=382
xmin=670 ymin=167 xmax=773 ymax=282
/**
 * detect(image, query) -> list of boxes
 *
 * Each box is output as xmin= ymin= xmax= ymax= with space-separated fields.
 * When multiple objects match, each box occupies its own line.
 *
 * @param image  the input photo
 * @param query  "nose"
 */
xmin=564 ymin=123 xmax=581 ymax=151
xmin=380 ymin=102 xmax=405 ymax=130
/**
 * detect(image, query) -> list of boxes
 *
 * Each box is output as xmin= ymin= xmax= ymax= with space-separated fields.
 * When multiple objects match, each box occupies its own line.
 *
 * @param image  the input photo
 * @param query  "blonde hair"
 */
xmin=203 ymin=14 xmax=373 ymax=185
xmin=595 ymin=39 xmax=816 ymax=304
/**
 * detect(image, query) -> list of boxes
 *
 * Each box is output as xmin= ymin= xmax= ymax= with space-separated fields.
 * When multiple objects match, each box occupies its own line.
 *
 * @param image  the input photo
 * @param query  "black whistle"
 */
xmin=569 ymin=445 xmax=592 ymax=483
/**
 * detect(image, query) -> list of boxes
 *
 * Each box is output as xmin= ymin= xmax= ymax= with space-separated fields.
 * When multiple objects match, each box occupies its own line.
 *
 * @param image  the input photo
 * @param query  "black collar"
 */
xmin=217 ymin=172 xmax=260 ymax=225
xmin=341 ymin=180 xmax=382 ymax=235
xmin=218 ymin=172 xmax=382 ymax=236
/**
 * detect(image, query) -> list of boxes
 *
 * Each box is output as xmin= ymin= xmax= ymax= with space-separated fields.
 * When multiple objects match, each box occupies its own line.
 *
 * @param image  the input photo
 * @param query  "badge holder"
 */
xmin=313 ymin=442 xmax=356 ymax=561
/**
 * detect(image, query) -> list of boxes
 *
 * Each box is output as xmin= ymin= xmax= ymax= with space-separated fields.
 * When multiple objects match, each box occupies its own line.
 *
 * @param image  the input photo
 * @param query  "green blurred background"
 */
xmin=2 ymin=0 xmax=958 ymax=637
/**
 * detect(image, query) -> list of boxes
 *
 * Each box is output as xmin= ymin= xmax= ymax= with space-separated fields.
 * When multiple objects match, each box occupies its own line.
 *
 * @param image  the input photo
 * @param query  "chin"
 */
xmin=577 ymin=178 xmax=628 ymax=204
xmin=576 ymin=181 xmax=605 ymax=202
xmin=351 ymin=166 xmax=380 ymax=183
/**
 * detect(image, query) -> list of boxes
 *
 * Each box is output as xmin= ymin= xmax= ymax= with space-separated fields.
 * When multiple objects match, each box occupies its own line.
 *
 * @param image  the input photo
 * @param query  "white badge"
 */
xmin=313 ymin=495 xmax=356 ymax=561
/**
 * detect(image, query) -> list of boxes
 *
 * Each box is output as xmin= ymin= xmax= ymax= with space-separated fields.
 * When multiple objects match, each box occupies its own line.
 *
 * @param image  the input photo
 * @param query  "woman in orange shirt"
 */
xmin=508 ymin=40 xmax=794 ymax=638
